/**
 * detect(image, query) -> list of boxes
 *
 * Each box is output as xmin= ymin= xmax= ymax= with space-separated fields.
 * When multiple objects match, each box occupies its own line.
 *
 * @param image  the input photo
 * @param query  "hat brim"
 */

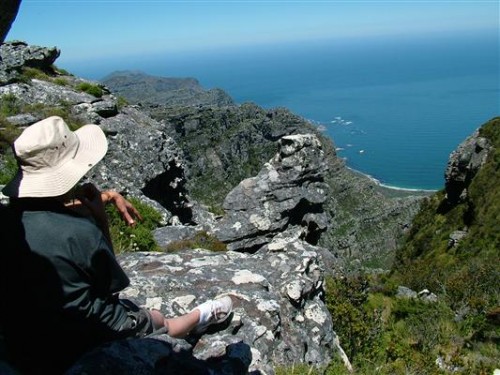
xmin=2 ymin=124 xmax=108 ymax=198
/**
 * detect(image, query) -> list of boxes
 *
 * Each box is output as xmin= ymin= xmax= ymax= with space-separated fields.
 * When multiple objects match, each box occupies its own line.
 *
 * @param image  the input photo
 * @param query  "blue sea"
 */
xmin=73 ymin=30 xmax=499 ymax=191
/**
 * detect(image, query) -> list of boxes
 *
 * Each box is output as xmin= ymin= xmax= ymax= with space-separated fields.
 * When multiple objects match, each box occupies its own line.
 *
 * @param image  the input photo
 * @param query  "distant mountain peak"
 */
xmin=100 ymin=70 xmax=233 ymax=107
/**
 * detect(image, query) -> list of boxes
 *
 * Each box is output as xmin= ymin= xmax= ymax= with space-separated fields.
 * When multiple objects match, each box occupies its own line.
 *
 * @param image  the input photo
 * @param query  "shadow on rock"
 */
xmin=66 ymin=335 xmax=252 ymax=375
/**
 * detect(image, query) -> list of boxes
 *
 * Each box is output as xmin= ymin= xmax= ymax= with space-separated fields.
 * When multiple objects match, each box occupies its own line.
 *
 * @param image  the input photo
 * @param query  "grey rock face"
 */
xmin=0 ymin=41 xmax=60 ymax=84
xmin=89 ymin=107 xmax=192 ymax=222
xmin=213 ymin=134 xmax=329 ymax=252
xmin=0 ymin=42 xmax=193 ymax=223
xmin=70 ymin=134 xmax=338 ymax=374
xmin=115 ymin=133 xmax=338 ymax=374
xmin=87 ymin=237 xmax=336 ymax=374
xmin=445 ymin=130 xmax=491 ymax=204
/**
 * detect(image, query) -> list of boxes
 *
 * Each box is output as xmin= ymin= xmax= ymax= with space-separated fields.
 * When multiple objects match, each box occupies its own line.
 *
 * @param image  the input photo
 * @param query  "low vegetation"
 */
xmin=75 ymin=82 xmax=104 ymax=98
xmin=318 ymin=117 xmax=499 ymax=374
xmin=106 ymin=196 xmax=163 ymax=253
xmin=106 ymin=199 xmax=227 ymax=254
xmin=162 ymin=230 xmax=227 ymax=253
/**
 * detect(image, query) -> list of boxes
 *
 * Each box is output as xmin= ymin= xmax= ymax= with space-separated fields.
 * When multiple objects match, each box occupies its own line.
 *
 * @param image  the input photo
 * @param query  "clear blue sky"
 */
xmin=7 ymin=0 xmax=499 ymax=67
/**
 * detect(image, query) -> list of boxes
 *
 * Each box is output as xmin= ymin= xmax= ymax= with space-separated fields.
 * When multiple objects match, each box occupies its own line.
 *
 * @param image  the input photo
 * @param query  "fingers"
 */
xmin=110 ymin=193 xmax=143 ymax=226
xmin=91 ymin=189 xmax=145 ymax=227
xmin=127 ymin=204 xmax=143 ymax=222
xmin=122 ymin=210 xmax=136 ymax=226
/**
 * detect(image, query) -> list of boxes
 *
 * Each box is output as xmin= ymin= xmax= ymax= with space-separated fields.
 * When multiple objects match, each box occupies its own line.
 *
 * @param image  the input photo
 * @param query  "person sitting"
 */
xmin=0 ymin=116 xmax=232 ymax=375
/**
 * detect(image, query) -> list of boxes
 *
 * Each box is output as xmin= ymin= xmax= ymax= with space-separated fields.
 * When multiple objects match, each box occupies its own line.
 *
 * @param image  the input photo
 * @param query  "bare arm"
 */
xmin=66 ymin=185 xmax=143 ymax=227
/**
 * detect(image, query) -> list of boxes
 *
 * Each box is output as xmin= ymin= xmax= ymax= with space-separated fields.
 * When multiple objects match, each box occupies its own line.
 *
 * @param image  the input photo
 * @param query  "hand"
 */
xmin=101 ymin=191 xmax=143 ymax=227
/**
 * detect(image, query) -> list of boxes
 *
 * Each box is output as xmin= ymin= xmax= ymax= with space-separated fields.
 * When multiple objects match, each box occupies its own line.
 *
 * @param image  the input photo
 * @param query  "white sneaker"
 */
xmin=192 ymin=296 xmax=233 ymax=335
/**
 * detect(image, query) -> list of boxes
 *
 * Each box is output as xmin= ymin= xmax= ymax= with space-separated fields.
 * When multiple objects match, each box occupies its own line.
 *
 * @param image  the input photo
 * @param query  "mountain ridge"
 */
xmin=101 ymin=70 xmax=234 ymax=107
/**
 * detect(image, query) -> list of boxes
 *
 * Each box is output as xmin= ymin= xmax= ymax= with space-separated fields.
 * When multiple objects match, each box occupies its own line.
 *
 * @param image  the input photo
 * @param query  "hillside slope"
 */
xmin=393 ymin=116 xmax=499 ymax=313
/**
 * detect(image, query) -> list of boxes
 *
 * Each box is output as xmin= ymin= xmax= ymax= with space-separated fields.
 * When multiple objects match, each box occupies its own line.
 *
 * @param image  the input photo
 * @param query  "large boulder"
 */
xmin=0 ymin=41 xmax=60 ymax=84
xmin=212 ymin=134 xmax=329 ymax=252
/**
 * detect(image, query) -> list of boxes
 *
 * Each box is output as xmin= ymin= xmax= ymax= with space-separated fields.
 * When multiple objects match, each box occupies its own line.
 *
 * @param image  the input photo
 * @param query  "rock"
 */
xmin=448 ymin=229 xmax=468 ymax=248
xmin=417 ymin=289 xmax=438 ymax=303
xmin=212 ymin=134 xmax=329 ymax=252
xmin=445 ymin=129 xmax=491 ymax=204
xmin=68 ymin=236 xmax=337 ymax=374
xmin=396 ymin=286 xmax=418 ymax=299
xmin=0 ymin=41 xmax=60 ymax=84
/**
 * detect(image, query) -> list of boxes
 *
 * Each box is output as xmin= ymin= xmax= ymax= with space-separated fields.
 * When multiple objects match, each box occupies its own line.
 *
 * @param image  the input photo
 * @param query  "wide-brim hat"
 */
xmin=2 ymin=116 xmax=108 ymax=198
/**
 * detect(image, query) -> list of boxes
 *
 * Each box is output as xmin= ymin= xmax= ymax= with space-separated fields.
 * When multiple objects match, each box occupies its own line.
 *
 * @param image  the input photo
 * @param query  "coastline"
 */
xmin=345 ymin=166 xmax=438 ymax=196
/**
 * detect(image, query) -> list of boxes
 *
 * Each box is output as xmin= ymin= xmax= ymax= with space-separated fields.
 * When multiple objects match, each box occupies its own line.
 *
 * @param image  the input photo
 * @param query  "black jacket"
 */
xmin=0 ymin=200 xmax=135 ymax=374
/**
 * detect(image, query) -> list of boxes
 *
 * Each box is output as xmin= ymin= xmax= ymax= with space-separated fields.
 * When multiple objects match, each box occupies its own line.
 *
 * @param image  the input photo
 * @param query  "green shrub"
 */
xmin=20 ymin=67 xmax=51 ymax=81
xmin=52 ymin=66 xmax=71 ymax=76
xmin=76 ymin=82 xmax=104 ymax=98
xmin=325 ymin=275 xmax=383 ymax=362
xmin=0 ymin=118 xmax=22 ymax=153
xmin=106 ymin=196 xmax=163 ymax=253
xmin=0 ymin=93 xmax=21 ymax=116
xmin=321 ymin=268 xmax=500 ymax=374
xmin=274 ymin=363 xmax=323 ymax=375
xmin=53 ymin=77 xmax=68 ymax=86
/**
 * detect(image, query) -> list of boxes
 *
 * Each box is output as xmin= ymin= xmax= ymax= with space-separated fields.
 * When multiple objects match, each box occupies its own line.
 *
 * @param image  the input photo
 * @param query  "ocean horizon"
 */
xmin=68 ymin=30 xmax=499 ymax=191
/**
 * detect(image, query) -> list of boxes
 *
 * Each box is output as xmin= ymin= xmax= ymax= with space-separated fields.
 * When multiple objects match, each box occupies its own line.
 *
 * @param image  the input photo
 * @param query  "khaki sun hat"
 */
xmin=2 ymin=116 xmax=108 ymax=198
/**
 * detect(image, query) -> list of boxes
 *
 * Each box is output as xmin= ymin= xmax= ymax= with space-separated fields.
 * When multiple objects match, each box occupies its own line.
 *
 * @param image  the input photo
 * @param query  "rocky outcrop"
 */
xmin=212 ymin=134 xmax=329 ymax=252
xmin=146 ymin=103 xmax=327 ymax=211
xmin=78 ymin=240 xmax=334 ymax=374
xmin=67 ymin=134 xmax=342 ymax=374
xmin=444 ymin=129 xmax=492 ymax=204
xmin=0 ymin=41 xmax=60 ymax=84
